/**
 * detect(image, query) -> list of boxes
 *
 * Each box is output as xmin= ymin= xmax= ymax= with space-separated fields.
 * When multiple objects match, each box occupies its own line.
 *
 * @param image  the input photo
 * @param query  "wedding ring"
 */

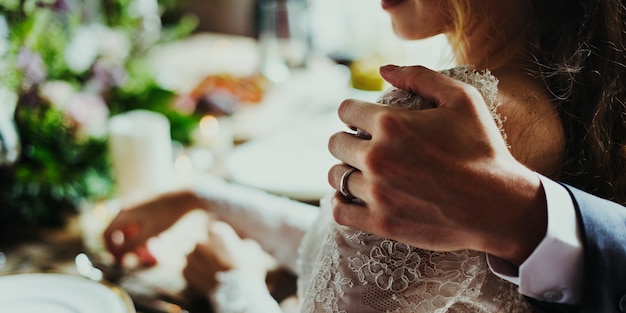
xmin=356 ymin=128 xmax=372 ymax=140
xmin=340 ymin=167 xmax=359 ymax=200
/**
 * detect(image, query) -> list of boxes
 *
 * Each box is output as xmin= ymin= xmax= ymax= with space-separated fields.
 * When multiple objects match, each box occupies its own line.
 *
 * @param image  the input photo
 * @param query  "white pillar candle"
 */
xmin=108 ymin=110 xmax=174 ymax=201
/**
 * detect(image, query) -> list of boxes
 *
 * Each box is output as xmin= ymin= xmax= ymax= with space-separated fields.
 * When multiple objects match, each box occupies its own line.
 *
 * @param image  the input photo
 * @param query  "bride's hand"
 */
xmin=328 ymin=65 xmax=547 ymax=266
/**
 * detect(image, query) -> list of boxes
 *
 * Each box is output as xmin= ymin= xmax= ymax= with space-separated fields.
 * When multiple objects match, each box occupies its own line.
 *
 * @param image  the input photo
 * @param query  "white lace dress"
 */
xmin=202 ymin=67 xmax=536 ymax=313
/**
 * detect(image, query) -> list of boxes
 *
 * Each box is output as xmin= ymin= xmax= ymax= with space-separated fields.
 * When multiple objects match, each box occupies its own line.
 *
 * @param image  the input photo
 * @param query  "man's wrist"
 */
xmin=488 ymin=174 xmax=583 ymax=305
xmin=483 ymin=164 xmax=548 ymax=266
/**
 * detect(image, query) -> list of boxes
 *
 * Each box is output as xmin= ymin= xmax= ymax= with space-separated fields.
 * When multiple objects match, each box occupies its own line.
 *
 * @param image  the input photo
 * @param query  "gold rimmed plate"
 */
xmin=0 ymin=273 xmax=135 ymax=313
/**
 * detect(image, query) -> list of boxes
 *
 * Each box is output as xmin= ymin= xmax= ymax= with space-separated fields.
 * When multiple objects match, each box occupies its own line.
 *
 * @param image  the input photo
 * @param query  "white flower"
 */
xmin=128 ymin=0 xmax=159 ymax=18
xmin=40 ymin=80 xmax=75 ymax=110
xmin=65 ymin=92 xmax=110 ymax=137
xmin=65 ymin=24 xmax=131 ymax=73
xmin=98 ymin=28 xmax=131 ymax=63
xmin=65 ymin=24 xmax=101 ymax=73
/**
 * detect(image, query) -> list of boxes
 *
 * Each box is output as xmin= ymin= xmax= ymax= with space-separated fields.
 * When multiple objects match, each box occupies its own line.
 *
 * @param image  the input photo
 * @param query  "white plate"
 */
xmin=0 ymin=273 xmax=134 ymax=313
xmin=227 ymin=114 xmax=343 ymax=201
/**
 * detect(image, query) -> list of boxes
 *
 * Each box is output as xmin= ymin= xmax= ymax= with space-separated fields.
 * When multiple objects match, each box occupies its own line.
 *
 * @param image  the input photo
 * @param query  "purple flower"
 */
xmin=85 ymin=58 xmax=127 ymax=94
xmin=65 ymin=92 xmax=110 ymax=137
xmin=36 ymin=0 xmax=70 ymax=13
xmin=16 ymin=47 xmax=47 ymax=89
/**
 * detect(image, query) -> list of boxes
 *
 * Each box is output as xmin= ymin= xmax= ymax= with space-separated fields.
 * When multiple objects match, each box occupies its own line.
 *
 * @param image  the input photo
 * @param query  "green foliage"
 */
xmin=0 ymin=105 xmax=112 ymax=227
xmin=0 ymin=0 xmax=198 ymax=238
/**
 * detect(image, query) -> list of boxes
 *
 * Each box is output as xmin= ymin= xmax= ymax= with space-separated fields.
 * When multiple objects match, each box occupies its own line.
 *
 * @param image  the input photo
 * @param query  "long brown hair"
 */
xmin=446 ymin=0 xmax=472 ymax=61
xmin=446 ymin=0 xmax=626 ymax=203
xmin=530 ymin=0 xmax=626 ymax=203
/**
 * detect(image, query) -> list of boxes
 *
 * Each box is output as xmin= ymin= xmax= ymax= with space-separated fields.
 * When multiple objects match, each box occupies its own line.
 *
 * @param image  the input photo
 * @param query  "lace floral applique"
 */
xmin=346 ymin=231 xmax=422 ymax=292
xmin=311 ymin=232 xmax=354 ymax=313
xmin=298 ymin=67 xmax=536 ymax=313
xmin=340 ymin=229 xmax=488 ymax=312
xmin=299 ymin=206 xmax=354 ymax=313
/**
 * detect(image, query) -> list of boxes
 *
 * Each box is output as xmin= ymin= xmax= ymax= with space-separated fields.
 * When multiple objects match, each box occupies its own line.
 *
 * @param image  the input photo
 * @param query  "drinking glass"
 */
xmin=258 ymin=0 xmax=310 ymax=83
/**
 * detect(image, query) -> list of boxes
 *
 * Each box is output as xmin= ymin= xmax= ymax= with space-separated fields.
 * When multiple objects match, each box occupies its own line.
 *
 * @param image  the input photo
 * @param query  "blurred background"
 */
xmin=0 ymin=0 xmax=454 ymax=245
xmin=0 ymin=0 xmax=454 ymax=311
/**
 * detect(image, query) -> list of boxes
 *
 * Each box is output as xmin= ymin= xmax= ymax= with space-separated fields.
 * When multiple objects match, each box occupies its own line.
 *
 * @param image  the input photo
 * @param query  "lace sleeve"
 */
xmin=210 ymin=270 xmax=283 ymax=313
xmin=191 ymin=173 xmax=319 ymax=273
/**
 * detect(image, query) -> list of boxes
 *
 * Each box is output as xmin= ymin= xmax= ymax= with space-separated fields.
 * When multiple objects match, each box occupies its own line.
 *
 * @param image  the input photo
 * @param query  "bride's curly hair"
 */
xmin=529 ymin=0 xmax=626 ymax=204
xmin=445 ymin=0 xmax=626 ymax=203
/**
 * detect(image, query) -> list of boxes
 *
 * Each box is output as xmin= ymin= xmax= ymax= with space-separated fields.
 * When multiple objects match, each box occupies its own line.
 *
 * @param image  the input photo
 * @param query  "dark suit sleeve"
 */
xmin=557 ymin=184 xmax=626 ymax=313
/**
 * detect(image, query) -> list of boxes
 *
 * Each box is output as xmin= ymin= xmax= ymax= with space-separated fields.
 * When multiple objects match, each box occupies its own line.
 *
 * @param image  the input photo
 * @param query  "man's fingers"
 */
xmin=336 ymin=99 xmax=387 ymax=137
xmin=328 ymin=131 xmax=369 ymax=169
xmin=379 ymin=64 xmax=506 ymax=148
xmin=330 ymin=193 xmax=374 ymax=229
xmin=379 ymin=65 xmax=485 ymax=111
xmin=328 ymin=164 xmax=368 ymax=203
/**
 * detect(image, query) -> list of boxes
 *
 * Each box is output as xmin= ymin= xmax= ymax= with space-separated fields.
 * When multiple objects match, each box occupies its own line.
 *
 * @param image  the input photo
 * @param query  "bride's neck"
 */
xmin=452 ymin=2 xmax=535 ymax=72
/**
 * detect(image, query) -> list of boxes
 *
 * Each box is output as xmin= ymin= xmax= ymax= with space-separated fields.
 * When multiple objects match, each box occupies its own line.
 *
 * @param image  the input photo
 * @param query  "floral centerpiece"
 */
xmin=0 ymin=0 xmax=199 ymax=244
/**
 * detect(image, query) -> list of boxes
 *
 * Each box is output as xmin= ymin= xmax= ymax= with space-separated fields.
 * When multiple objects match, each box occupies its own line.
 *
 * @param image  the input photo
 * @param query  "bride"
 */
xmin=104 ymin=0 xmax=619 ymax=311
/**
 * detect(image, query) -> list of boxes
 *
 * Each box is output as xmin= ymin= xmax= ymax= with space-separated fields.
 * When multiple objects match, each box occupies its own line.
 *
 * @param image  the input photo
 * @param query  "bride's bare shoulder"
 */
xmin=491 ymin=69 xmax=565 ymax=177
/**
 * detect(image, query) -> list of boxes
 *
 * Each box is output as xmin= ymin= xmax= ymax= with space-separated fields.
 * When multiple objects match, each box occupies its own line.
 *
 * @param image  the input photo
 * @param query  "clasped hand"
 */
xmin=328 ymin=65 xmax=547 ymax=266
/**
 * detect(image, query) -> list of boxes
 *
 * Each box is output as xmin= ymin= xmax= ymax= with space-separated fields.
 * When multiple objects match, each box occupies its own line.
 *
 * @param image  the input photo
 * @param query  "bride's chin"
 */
xmin=391 ymin=23 xmax=422 ymax=40
xmin=382 ymin=0 xmax=408 ymax=11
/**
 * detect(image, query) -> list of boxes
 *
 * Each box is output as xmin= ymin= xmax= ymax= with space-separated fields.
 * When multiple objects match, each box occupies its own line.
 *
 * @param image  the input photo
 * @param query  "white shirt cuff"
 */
xmin=487 ymin=174 xmax=583 ymax=304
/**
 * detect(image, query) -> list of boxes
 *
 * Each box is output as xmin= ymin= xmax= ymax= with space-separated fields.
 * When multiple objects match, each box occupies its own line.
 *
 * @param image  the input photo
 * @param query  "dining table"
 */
xmin=0 ymin=208 xmax=300 ymax=313
xmin=0 ymin=31 xmax=453 ymax=312
xmin=0 ymin=211 xmax=210 ymax=313
xmin=0 ymin=33 xmax=351 ymax=313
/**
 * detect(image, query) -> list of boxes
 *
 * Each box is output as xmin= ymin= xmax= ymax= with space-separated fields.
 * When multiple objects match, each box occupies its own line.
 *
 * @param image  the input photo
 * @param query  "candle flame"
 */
xmin=200 ymin=115 xmax=219 ymax=136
